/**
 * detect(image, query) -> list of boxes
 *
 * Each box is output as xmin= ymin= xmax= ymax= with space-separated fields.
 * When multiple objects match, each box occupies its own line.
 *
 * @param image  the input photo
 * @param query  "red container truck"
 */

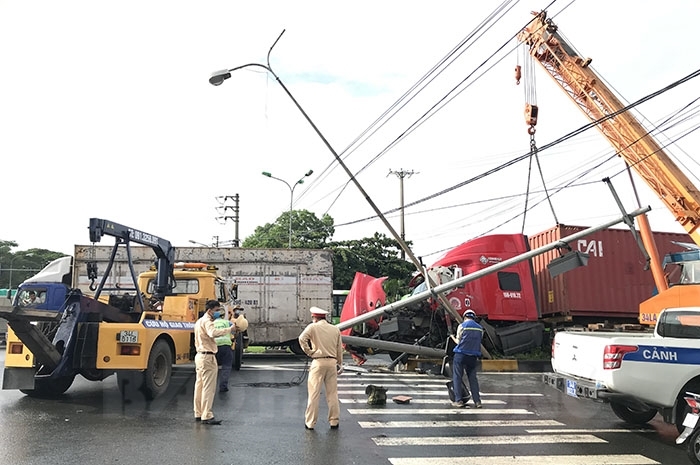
xmin=340 ymin=225 xmax=692 ymax=358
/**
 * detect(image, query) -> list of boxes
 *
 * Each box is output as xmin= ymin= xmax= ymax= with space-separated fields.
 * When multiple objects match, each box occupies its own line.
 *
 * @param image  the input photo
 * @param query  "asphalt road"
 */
xmin=0 ymin=352 xmax=691 ymax=465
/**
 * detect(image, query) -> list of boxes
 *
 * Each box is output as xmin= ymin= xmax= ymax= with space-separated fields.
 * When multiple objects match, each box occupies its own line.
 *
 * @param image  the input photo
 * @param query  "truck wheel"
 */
xmin=142 ymin=340 xmax=172 ymax=400
xmin=232 ymin=332 xmax=244 ymax=371
xmin=610 ymin=400 xmax=657 ymax=424
xmin=20 ymin=375 xmax=75 ymax=398
xmin=288 ymin=340 xmax=306 ymax=356
xmin=686 ymin=426 xmax=700 ymax=465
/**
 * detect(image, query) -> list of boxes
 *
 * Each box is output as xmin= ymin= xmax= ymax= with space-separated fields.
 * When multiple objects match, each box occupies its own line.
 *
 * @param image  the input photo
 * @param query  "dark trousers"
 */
xmin=452 ymin=353 xmax=481 ymax=403
xmin=215 ymin=345 xmax=233 ymax=390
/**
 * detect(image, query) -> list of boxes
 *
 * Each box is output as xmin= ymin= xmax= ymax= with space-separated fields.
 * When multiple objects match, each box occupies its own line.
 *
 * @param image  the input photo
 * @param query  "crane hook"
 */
xmin=515 ymin=65 xmax=522 ymax=85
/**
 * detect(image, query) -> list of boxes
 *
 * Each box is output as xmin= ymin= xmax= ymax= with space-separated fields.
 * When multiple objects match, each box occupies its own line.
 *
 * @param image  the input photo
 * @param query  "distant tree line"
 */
xmin=242 ymin=209 xmax=415 ymax=296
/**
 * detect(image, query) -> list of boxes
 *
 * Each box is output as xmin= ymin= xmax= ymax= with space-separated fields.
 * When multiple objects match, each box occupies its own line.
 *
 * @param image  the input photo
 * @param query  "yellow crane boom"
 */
xmin=517 ymin=11 xmax=700 ymax=243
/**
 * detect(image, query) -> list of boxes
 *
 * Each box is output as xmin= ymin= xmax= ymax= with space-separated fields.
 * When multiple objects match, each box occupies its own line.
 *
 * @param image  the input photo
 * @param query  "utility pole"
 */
xmin=215 ymin=194 xmax=240 ymax=247
xmin=388 ymin=169 xmax=416 ymax=260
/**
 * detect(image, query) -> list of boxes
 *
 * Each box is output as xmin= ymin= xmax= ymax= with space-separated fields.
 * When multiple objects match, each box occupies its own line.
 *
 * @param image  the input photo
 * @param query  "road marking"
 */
xmin=340 ymin=398 xmax=506 ymax=405
xmin=240 ymin=364 xmax=307 ymax=371
xmin=340 ymin=372 xmax=431 ymax=377
xmin=373 ymin=434 xmax=606 ymax=446
xmin=347 ymin=408 xmax=533 ymax=415
xmin=338 ymin=389 xmax=541 ymax=397
xmin=526 ymin=428 xmax=656 ymax=434
xmin=338 ymin=382 xmax=450 ymax=387
xmin=388 ymin=455 xmax=660 ymax=465
xmin=339 ymin=389 xmax=448 ymax=395
xmin=359 ymin=419 xmax=564 ymax=428
xmin=339 ymin=389 xmax=541 ymax=396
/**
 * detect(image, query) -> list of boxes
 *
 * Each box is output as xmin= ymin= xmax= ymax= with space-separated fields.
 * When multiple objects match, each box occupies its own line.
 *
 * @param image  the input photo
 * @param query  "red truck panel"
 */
xmin=529 ymin=225 xmax=692 ymax=320
xmin=430 ymin=234 xmax=540 ymax=322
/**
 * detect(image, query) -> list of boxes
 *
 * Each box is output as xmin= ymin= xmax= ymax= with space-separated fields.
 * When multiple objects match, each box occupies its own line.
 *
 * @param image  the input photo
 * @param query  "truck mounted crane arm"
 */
xmin=517 ymin=11 xmax=700 ymax=244
xmin=88 ymin=218 xmax=175 ymax=301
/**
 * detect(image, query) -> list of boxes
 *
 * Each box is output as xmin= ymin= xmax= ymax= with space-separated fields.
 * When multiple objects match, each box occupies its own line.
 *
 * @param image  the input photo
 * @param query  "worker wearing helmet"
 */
xmin=298 ymin=306 xmax=343 ymax=430
xmin=451 ymin=309 xmax=484 ymax=408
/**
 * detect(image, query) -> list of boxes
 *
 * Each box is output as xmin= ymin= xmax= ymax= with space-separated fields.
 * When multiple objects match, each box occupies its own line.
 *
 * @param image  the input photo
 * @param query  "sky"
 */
xmin=1 ymin=0 xmax=699 ymax=263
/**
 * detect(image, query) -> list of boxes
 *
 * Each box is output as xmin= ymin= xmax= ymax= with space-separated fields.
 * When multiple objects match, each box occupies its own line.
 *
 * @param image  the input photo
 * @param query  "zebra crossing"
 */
xmin=336 ymin=370 xmax=661 ymax=465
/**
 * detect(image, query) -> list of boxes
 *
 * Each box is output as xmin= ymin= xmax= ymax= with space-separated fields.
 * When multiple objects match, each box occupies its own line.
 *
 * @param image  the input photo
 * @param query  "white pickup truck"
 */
xmin=543 ymin=307 xmax=700 ymax=431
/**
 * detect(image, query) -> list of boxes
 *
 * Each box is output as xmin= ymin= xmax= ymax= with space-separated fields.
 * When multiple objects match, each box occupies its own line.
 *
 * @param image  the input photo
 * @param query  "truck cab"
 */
xmin=639 ymin=249 xmax=700 ymax=325
xmin=11 ymin=256 xmax=72 ymax=312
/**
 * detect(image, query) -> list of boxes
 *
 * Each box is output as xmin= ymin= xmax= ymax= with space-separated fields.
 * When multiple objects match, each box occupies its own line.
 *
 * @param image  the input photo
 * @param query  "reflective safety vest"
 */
xmin=214 ymin=318 xmax=232 ymax=346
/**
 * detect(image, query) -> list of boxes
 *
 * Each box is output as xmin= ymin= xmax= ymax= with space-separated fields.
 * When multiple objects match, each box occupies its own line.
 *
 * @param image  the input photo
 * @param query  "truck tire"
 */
xmin=232 ymin=332 xmax=244 ymax=371
xmin=20 ymin=375 xmax=75 ymax=398
xmin=610 ymin=400 xmax=657 ymax=424
xmin=142 ymin=340 xmax=172 ymax=400
xmin=288 ymin=339 xmax=306 ymax=356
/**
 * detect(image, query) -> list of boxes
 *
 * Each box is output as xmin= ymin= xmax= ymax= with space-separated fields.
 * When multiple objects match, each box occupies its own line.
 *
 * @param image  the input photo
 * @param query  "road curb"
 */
xmin=480 ymin=359 xmax=519 ymax=371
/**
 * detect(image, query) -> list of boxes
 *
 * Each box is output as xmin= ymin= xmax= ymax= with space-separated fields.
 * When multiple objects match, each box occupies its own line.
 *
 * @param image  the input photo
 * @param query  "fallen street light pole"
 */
xmin=341 ymin=335 xmax=445 ymax=359
xmin=209 ymin=30 xmax=462 ymax=322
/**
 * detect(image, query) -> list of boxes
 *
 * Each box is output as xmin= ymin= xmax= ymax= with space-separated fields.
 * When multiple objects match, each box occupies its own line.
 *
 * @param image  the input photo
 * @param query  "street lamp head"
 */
xmin=209 ymin=70 xmax=232 ymax=86
xmin=262 ymin=171 xmax=272 ymax=177
xmin=305 ymin=169 xmax=313 ymax=177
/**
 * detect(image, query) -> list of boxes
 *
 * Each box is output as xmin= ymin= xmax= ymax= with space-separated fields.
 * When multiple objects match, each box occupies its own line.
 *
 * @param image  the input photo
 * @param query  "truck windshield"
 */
xmin=147 ymin=278 xmax=199 ymax=295
xmin=679 ymin=261 xmax=700 ymax=285
xmin=16 ymin=288 xmax=46 ymax=307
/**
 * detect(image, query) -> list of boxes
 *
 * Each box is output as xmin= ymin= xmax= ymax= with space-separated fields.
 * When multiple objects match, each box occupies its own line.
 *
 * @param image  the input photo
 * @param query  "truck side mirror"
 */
xmin=229 ymin=283 xmax=238 ymax=300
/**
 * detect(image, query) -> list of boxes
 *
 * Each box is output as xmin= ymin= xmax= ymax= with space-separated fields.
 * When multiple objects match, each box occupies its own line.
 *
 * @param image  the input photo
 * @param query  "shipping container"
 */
xmin=528 ymin=225 xmax=692 ymax=320
xmin=73 ymin=246 xmax=333 ymax=346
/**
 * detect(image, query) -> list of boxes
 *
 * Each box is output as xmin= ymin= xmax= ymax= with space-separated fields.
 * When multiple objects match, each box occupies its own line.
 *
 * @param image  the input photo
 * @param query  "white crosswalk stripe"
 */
xmin=388 ymin=456 xmax=660 ymax=465
xmin=341 ymin=398 xmax=506 ymax=405
xmin=359 ymin=419 xmax=563 ymax=428
xmin=348 ymin=408 xmax=532 ymax=415
xmin=374 ymin=434 xmax=607 ymax=445
xmin=338 ymin=369 xmax=662 ymax=464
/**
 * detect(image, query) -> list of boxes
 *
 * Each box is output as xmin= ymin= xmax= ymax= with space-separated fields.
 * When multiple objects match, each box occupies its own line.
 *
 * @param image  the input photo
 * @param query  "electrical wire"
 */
xmin=230 ymin=356 xmax=310 ymax=389
xmin=296 ymin=1 xmax=524 ymax=212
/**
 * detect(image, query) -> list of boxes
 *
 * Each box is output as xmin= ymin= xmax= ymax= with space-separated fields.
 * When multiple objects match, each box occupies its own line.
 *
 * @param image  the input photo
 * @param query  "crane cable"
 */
xmin=518 ymin=41 xmax=559 ymax=233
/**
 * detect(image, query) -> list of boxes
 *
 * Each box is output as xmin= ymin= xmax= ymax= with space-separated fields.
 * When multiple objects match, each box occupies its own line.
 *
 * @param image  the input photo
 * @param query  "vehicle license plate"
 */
xmin=119 ymin=330 xmax=138 ymax=343
xmin=566 ymin=379 xmax=577 ymax=397
xmin=683 ymin=413 xmax=700 ymax=429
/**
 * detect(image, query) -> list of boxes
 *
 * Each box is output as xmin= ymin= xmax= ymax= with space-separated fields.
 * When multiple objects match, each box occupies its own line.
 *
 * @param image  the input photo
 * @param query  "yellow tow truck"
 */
xmin=1 ymin=218 xmax=247 ymax=399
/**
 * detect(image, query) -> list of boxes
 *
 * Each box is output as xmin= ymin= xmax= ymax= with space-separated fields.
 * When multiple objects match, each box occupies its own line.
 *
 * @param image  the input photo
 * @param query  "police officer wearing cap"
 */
xmin=451 ymin=309 xmax=484 ymax=408
xmin=193 ymin=300 xmax=235 ymax=425
xmin=298 ymin=306 xmax=343 ymax=430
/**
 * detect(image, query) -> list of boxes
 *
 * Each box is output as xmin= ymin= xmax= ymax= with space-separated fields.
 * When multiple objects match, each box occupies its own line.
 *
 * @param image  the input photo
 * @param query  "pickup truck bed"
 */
xmin=544 ymin=308 xmax=700 ymax=428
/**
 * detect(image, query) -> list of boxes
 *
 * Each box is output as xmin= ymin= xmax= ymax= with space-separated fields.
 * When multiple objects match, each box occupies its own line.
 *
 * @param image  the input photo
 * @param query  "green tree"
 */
xmin=242 ymin=213 xmax=415 ymax=295
xmin=328 ymin=233 xmax=415 ymax=296
xmin=0 ymin=244 xmax=66 ymax=289
xmin=242 ymin=209 xmax=335 ymax=249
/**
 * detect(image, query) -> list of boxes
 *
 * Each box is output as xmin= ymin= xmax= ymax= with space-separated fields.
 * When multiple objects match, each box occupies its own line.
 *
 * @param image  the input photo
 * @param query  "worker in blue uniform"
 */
xmin=451 ymin=309 xmax=484 ymax=408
